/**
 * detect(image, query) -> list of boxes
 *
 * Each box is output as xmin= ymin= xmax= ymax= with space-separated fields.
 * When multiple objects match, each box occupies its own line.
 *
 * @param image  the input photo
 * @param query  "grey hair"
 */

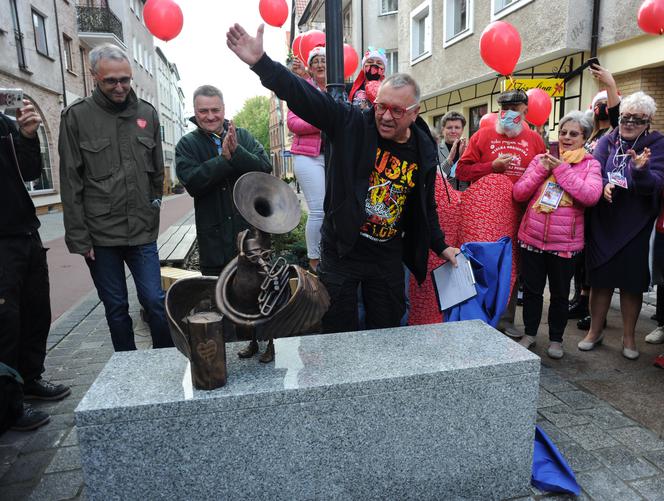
xmin=559 ymin=111 xmax=593 ymax=140
xmin=193 ymin=85 xmax=224 ymax=106
xmin=89 ymin=44 xmax=130 ymax=73
xmin=381 ymin=73 xmax=421 ymax=102
xmin=620 ymin=91 xmax=657 ymax=117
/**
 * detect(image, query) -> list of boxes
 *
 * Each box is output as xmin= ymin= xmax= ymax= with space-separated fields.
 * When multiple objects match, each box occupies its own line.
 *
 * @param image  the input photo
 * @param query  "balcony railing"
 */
xmin=76 ymin=6 xmax=124 ymax=43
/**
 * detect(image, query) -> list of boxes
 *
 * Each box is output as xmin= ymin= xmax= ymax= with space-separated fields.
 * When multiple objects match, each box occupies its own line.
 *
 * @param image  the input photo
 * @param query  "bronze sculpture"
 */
xmin=165 ymin=172 xmax=329 ymax=389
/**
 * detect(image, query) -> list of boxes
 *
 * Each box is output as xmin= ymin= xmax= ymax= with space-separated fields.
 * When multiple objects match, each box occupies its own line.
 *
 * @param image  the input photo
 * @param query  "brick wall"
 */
xmin=614 ymin=65 xmax=664 ymax=132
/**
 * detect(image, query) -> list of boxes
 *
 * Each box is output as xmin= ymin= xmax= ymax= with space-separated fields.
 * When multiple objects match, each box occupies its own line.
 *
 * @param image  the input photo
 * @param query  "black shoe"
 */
xmin=23 ymin=378 xmax=71 ymax=401
xmin=568 ymin=296 xmax=589 ymax=319
xmin=10 ymin=405 xmax=50 ymax=431
xmin=237 ymin=340 xmax=259 ymax=359
xmin=577 ymin=315 xmax=607 ymax=330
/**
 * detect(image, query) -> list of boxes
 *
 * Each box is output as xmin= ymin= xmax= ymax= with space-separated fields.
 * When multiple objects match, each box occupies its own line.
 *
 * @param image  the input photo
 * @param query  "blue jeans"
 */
xmin=87 ymin=242 xmax=173 ymax=351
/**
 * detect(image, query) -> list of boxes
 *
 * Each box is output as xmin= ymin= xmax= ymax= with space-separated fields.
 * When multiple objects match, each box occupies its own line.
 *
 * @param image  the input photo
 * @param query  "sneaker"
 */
xmin=10 ymin=405 xmax=50 ymax=431
xmin=645 ymin=326 xmax=664 ymax=344
xmin=547 ymin=342 xmax=564 ymax=359
xmin=23 ymin=378 xmax=71 ymax=401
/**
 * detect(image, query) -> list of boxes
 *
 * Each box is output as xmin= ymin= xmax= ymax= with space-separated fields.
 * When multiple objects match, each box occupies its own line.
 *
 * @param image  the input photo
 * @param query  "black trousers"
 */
xmin=520 ymin=247 xmax=576 ymax=342
xmin=318 ymin=243 xmax=405 ymax=334
xmin=0 ymin=233 xmax=51 ymax=383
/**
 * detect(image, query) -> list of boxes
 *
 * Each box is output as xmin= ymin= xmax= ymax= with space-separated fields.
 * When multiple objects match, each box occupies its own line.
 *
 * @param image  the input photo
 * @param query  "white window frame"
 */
xmin=491 ymin=0 xmax=534 ymax=21
xmin=379 ymin=0 xmax=398 ymax=16
xmin=410 ymin=0 xmax=432 ymax=65
xmin=385 ymin=49 xmax=398 ymax=75
xmin=443 ymin=0 xmax=473 ymax=48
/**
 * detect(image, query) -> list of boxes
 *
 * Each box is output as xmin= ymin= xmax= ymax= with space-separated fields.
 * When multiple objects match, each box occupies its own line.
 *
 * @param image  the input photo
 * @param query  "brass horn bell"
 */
xmin=233 ymin=172 xmax=300 ymax=235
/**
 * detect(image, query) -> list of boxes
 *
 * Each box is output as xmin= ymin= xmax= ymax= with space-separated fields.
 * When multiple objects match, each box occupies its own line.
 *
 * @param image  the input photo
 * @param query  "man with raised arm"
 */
xmin=226 ymin=24 xmax=458 ymax=333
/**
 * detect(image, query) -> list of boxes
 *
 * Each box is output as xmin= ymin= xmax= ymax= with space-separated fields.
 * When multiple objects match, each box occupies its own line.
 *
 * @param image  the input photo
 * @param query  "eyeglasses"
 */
xmin=619 ymin=115 xmax=650 ymax=126
xmin=374 ymin=102 xmax=418 ymax=119
xmin=558 ymin=130 xmax=581 ymax=138
xmin=100 ymin=77 xmax=132 ymax=87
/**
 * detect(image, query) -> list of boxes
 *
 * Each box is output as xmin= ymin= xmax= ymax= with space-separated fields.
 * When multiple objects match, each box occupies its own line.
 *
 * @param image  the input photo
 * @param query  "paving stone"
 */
xmin=536 ymin=492 xmax=591 ymax=500
xmin=0 ymin=480 xmax=36 ymax=501
xmin=609 ymin=427 xmax=664 ymax=453
xmin=0 ymin=430 xmax=32 ymax=448
xmin=0 ymin=450 xmax=56 ymax=485
xmin=538 ymin=405 xmax=592 ymax=428
xmin=44 ymin=446 xmax=81 ymax=474
xmin=538 ymin=389 xmax=564 ymax=409
xmin=62 ymin=428 xmax=78 ymax=447
xmin=595 ymin=447 xmax=660 ymax=481
xmin=557 ymin=423 xmax=620 ymax=451
xmin=577 ymin=405 xmax=638 ymax=430
xmin=45 ymin=413 xmax=75 ymax=431
xmin=644 ymin=450 xmax=664 ymax=471
xmin=630 ymin=475 xmax=664 ymax=501
xmin=554 ymin=441 xmax=603 ymax=473
xmin=28 ymin=469 xmax=83 ymax=501
xmin=20 ymin=428 xmax=68 ymax=454
xmin=536 ymin=419 xmax=571 ymax=444
xmin=539 ymin=374 xmax=577 ymax=393
xmin=554 ymin=390 xmax=604 ymax=410
xmin=575 ymin=467 xmax=643 ymax=501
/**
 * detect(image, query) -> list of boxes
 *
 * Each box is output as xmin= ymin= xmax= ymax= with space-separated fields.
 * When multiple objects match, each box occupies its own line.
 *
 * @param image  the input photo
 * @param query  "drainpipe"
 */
xmin=289 ymin=0 xmax=296 ymax=47
xmin=53 ymin=0 xmax=67 ymax=106
xmin=590 ymin=0 xmax=601 ymax=57
xmin=360 ymin=0 xmax=364 ymax=55
xmin=325 ymin=0 xmax=345 ymax=102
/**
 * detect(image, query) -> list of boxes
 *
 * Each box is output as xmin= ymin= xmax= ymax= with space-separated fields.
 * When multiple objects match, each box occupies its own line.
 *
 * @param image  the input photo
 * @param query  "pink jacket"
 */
xmin=287 ymin=79 xmax=322 ymax=157
xmin=513 ymin=154 xmax=602 ymax=252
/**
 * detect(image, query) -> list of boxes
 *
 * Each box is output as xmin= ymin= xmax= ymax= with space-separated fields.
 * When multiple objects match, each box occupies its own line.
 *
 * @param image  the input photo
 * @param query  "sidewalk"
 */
xmin=1 ymin=195 xmax=663 ymax=499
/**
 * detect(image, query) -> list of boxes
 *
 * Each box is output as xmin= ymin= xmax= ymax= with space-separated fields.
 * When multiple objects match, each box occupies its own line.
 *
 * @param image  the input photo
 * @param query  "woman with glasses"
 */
xmin=578 ymin=91 xmax=664 ymax=359
xmin=287 ymin=46 xmax=327 ymax=271
xmin=512 ymin=112 xmax=602 ymax=358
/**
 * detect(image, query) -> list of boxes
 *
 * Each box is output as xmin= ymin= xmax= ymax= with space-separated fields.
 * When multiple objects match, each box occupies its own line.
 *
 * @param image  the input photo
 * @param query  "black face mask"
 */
xmin=595 ymin=103 xmax=609 ymax=121
xmin=365 ymin=64 xmax=384 ymax=81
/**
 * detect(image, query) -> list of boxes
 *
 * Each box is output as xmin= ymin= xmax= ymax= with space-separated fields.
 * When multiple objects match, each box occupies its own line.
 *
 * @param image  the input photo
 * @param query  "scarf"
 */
xmin=532 ymin=148 xmax=586 ymax=213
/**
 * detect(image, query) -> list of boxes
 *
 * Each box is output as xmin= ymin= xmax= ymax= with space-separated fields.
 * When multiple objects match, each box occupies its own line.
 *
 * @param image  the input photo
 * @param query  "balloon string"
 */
xmin=508 ymin=74 xmax=516 ymax=87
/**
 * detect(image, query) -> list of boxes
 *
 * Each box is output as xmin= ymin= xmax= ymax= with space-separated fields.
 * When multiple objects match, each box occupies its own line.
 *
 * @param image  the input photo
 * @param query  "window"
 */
xmin=63 ymin=35 xmax=73 ymax=71
xmin=385 ymin=50 xmax=398 ymax=75
xmin=130 ymin=0 xmax=136 ymax=12
xmin=10 ymin=0 xmax=27 ymax=69
xmin=410 ymin=0 xmax=431 ymax=63
xmin=491 ymin=0 xmax=534 ymax=20
xmin=79 ymin=47 xmax=90 ymax=95
xmin=468 ymin=104 xmax=488 ymax=137
xmin=132 ymin=37 xmax=138 ymax=61
xmin=138 ymin=42 xmax=143 ymax=66
xmin=380 ymin=0 xmax=398 ymax=15
xmin=32 ymin=10 xmax=49 ymax=56
xmin=443 ymin=0 xmax=473 ymax=46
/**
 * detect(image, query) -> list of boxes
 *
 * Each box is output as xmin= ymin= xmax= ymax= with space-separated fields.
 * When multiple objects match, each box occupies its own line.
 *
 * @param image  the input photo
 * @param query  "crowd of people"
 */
xmin=2 ymin=26 xmax=663 ymax=434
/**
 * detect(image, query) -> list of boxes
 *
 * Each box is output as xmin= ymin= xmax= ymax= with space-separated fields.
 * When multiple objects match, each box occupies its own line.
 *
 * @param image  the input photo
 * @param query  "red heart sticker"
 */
xmin=136 ymin=118 xmax=147 ymax=129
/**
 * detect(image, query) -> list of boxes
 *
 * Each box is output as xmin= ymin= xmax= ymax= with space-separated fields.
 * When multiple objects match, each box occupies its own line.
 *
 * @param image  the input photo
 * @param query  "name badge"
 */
xmin=608 ymin=171 xmax=628 ymax=189
xmin=539 ymin=181 xmax=565 ymax=210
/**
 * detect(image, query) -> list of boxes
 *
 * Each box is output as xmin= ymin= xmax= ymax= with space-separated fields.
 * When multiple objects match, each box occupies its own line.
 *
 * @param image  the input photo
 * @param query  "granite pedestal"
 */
xmin=75 ymin=320 xmax=540 ymax=500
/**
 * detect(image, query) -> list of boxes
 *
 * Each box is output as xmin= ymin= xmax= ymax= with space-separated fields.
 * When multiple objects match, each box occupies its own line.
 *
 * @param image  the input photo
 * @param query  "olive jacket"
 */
xmin=175 ymin=118 xmax=272 ymax=275
xmin=58 ymin=88 xmax=164 ymax=254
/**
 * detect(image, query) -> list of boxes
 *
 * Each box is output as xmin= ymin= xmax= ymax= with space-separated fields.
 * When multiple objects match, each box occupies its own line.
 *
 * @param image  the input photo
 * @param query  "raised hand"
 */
xmin=227 ymin=23 xmax=265 ymax=66
xmin=458 ymin=137 xmax=467 ymax=156
xmin=222 ymin=122 xmax=237 ymax=160
xmin=628 ymin=147 xmax=651 ymax=169
xmin=16 ymin=100 xmax=41 ymax=138
xmin=603 ymin=183 xmax=615 ymax=203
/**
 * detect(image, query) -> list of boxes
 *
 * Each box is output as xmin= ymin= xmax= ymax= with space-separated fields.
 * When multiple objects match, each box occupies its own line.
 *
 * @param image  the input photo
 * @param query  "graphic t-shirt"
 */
xmin=359 ymin=133 xmax=419 ymax=244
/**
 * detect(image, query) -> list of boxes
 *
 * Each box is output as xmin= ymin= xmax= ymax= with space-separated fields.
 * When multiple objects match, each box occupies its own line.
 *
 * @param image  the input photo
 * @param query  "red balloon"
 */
xmin=638 ymin=0 xmax=664 ymax=35
xmin=259 ymin=0 xmax=289 ymax=28
xmin=292 ymin=33 xmax=305 ymax=63
xmin=479 ymin=21 xmax=521 ymax=76
xmin=300 ymin=30 xmax=326 ymax=64
xmin=479 ymin=112 xmax=498 ymax=129
xmin=143 ymin=0 xmax=183 ymax=42
xmin=343 ymin=44 xmax=359 ymax=78
xmin=525 ymin=88 xmax=552 ymax=127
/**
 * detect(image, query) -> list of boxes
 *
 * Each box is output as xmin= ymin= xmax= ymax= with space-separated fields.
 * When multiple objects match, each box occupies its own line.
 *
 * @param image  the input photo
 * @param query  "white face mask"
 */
xmin=499 ymin=110 xmax=523 ymax=132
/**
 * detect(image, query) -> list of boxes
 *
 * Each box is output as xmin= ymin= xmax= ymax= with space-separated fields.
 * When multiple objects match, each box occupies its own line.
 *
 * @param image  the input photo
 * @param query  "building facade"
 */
xmin=155 ymin=46 xmax=186 ymax=190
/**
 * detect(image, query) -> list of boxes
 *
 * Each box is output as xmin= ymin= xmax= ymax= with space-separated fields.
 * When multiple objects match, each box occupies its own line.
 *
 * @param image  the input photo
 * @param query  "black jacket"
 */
xmin=0 ymin=113 xmax=42 ymax=236
xmin=251 ymin=54 xmax=447 ymax=283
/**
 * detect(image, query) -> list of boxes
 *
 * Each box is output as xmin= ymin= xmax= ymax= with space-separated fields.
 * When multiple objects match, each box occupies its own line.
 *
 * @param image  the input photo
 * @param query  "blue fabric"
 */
xmin=444 ymin=237 xmax=513 ymax=328
xmin=532 ymin=425 xmax=581 ymax=495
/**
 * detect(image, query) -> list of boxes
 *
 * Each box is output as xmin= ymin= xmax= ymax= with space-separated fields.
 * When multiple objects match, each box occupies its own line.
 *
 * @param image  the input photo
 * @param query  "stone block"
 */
xmin=594 ymin=447 xmax=660 ymax=481
xmin=557 ymin=423 xmax=620 ymax=451
xmin=630 ymin=475 xmax=664 ymax=501
xmin=28 ymin=470 xmax=83 ymax=501
xmin=575 ymin=468 xmax=642 ymax=501
xmin=76 ymin=321 xmax=540 ymax=500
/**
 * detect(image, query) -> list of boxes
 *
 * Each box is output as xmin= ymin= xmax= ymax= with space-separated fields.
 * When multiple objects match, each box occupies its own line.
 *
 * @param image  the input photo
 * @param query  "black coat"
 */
xmin=0 ymin=113 xmax=42 ymax=236
xmin=251 ymin=54 xmax=447 ymax=283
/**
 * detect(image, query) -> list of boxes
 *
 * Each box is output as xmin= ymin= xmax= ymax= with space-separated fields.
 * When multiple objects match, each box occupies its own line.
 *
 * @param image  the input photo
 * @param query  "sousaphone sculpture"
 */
xmin=216 ymin=171 xmax=330 ymax=363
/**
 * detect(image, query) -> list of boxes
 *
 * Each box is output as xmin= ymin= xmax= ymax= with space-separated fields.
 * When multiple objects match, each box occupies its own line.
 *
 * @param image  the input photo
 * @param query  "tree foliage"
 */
xmin=232 ymin=96 xmax=270 ymax=153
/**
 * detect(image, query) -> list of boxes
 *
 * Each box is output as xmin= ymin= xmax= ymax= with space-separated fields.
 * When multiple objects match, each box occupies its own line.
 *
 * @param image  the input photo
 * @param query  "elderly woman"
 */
xmin=437 ymin=111 xmax=469 ymax=191
xmin=513 ymin=112 xmax=602 ymax=359
xmin=578 ymin=91 xmax=664 ymax=359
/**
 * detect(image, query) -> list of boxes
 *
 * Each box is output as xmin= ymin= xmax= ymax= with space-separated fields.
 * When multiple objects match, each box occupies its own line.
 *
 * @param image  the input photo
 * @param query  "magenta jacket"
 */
xmin=287 ymin=79 xmax=323 ymax=157
xmin=513 ymin=153 xmax=602 ymax=253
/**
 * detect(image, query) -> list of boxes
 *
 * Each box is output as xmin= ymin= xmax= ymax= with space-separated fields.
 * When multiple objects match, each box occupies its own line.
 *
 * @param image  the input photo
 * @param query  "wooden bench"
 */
xmin=158 ymin=212 xmax=197 ymax=267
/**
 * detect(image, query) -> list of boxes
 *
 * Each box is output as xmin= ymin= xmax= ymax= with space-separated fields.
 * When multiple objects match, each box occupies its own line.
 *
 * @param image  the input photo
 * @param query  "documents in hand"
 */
xmin=431 ymin=253 xmax=477 ymax=311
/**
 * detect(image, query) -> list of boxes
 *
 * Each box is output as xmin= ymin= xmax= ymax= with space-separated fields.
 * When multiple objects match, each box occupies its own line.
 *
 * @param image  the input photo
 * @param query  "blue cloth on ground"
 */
xmin=532 ymin=425 xmax=581 ymax=495
xmin=444 ymin=237 xmax=512 ymax=328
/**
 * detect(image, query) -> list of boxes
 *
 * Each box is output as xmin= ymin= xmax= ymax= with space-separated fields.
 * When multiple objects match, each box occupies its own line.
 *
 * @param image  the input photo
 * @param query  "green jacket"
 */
xmin=175 ymin=119 xmax=272 ymax=274
xmin=59 ymin=88 xmax=164 ymax=254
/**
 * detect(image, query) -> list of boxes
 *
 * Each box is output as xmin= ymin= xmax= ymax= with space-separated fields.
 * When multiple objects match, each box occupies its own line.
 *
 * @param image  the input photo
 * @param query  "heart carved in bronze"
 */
xmin=196 ymin=340 xmax=217 ymax=364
